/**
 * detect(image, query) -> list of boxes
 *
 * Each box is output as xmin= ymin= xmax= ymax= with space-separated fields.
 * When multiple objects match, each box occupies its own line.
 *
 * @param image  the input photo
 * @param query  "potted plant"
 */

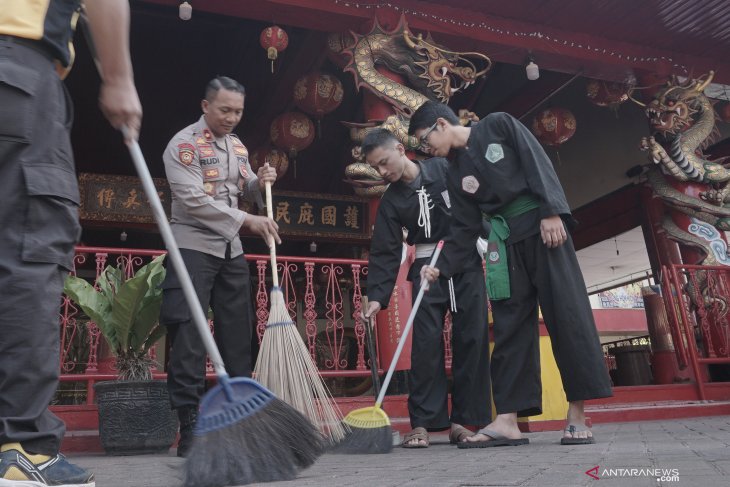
xmin=64 ymin=254 xmax=177 ymax=455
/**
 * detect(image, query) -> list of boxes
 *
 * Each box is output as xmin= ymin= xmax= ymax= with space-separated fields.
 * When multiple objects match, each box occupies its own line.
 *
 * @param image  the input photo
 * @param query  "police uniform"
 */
xmin=438 ymin=112 xmax=612 ymax=417
xmin=367 ymin=157 xmax=491 ymax=431
xmin=0 ymin=0 xmax=81 ymax=456
xmin=161 ymin=115 xmax=262 ymax=411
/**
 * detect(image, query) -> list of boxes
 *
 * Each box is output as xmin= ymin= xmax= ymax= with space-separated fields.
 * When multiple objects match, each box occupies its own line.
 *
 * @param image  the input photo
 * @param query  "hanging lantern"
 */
xmin=293 ymin=71 xmax=344 ymax=137
xmin=259 ymin=25 xmax=288 ymax=73
xmin=531 ymin=108 xmax=576 ymax=147
xmin=249 ymin=146 xmax=290 ymax=180
xmin=586 ymin=78 xmax=631 ymax=107
xmin=270 ymin=112 xmax=315 ymax=178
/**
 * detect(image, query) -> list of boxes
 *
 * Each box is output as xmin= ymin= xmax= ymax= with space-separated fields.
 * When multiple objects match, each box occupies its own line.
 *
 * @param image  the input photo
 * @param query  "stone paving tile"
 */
xmin=69 ymin=417 xmax=730 ymax=487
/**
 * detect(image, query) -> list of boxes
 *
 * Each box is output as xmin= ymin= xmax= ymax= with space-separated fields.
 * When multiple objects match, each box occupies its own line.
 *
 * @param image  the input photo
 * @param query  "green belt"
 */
xmin=484 ymin=195 xmax=540 ymax=300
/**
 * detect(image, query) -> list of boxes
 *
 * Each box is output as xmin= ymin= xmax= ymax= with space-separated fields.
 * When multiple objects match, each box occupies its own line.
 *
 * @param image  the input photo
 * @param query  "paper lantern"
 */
xmin=294 ymin=72 xmax=344 ymax=118
xmin=249 ymin=147 xmax=289 ymax=180
xmin=259 ymin=25 xmax=288 ymax=73
xmin=270 ymin=112 xmax=315 ymax=178
xmin=531 ymin=108 xmax=576 ymax=147
xmin=586 ymin=79 xmax=630 ymax=107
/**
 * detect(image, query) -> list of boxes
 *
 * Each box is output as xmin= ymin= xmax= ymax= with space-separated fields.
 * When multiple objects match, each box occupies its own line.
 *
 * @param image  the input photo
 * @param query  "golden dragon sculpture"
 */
xmin=638 ymin=72 xmax=730 ymax=265
xmin=331 ymin=17 xmax=491 ymax=196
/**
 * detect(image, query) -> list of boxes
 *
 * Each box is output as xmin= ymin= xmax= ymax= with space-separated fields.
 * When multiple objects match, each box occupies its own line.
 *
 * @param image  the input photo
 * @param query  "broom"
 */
xmin=121 ymin=132 xmax=324 ymax=487
xmin=253 ymin=179 xmax=347 ymax=444
xmin=332 ymin=240 xmax=444 ymax=453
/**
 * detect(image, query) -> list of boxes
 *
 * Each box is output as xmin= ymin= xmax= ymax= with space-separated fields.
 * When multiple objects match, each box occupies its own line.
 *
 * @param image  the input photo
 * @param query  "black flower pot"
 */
xmin=94 ymin=380 xmax=178 ymax=455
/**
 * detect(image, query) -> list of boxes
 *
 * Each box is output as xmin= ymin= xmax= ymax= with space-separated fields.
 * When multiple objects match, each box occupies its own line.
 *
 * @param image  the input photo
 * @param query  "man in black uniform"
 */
xmin=0 ymin=1 xmax=141 ymax=485
xmin=362 ymin=129 xmax=491 ymax=448
xmin=161 ymin=76 xmax=280 ymax=457
xmin=413 ymin=101 xmax=612 ymax=447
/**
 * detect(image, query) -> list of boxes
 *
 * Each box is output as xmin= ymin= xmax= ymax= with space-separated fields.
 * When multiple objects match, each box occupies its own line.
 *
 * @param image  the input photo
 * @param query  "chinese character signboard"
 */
xmin=270 ymin=190 xmax=370 ymax=240
xmin=78 ymin=173 xmax=171 ymax=224
xmin=78 ymin=174 xmax=371 ymax=240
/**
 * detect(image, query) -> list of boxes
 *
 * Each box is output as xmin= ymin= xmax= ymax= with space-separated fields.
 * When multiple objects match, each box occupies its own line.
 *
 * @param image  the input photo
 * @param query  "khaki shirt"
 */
xmin=163 ymin=116 xmax=262 ymax=258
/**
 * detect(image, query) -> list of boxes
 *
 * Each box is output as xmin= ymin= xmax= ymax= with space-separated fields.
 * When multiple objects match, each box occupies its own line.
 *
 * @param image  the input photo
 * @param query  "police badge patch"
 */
xmin=485 ymin=143 xmax=504 ymax=163
xmin=178 ymin=143 xmax=195 ymax=166
xmin=462 ymin=175 xmax=480 ymax=194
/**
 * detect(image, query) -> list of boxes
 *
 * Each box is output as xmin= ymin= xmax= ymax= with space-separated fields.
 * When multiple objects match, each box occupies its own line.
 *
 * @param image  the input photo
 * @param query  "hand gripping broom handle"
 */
xmin=123 ymin=130 xmax=228 ymax=379
xmin=264 ymin=181 xmax=280 ymax=287
xmin=374 ymin=240 xmax=443 ymax=409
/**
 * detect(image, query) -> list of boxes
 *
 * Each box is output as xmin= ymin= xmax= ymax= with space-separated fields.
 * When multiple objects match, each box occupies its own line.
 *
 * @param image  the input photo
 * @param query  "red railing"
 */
xmin=661 ymin=263 xmax=730 ymax=399
xmin=57 ymin=246 xmax=437 ymax=406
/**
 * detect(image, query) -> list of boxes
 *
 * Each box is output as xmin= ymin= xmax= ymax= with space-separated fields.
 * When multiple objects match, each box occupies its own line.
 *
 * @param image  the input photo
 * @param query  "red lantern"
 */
xmin=294 ymin=72 xmax=344 ymax=119
xmin=586 ymin=78 xmax=630 ymax=107
xmin=270 ymin=112 xmax=315 ymax=178
xmin=259 ymin=25 xmax=288 ymax=73
xmin=531 ymin=108 xmax=576 ymax=147
xmin=294 ymin=72 xmax=344 ymax=137
xmin=250 ymin=147 xmax=290 ymax=180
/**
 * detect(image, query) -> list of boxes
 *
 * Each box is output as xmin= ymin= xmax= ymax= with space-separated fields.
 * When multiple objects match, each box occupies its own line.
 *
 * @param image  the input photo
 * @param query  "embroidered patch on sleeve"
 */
xmin=462 ymin=175 xmax=480 ymax=194
xmin=203 ymin=168 xmax=220 ymax=180
xmin=485 ymin=143 xmax=504 ymax=163
xmin=203 ymin=182 xmax=216 ymax=195
xmin=178 ymin=143 xmax=195 ymax=166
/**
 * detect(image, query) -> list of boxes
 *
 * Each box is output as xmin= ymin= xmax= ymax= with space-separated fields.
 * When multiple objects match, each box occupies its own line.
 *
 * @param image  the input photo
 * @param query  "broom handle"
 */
xmin=374 ymin=240 xmax=443 ymax=409
xmin=123 ymin=130 xmax=228 ymax=378
xmin=264 ymin=180 xmax=279 ymax=288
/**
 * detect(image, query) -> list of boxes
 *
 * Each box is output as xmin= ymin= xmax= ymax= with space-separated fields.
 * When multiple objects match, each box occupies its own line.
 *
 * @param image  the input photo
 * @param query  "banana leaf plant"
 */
xmin=64 ymin=255 xmax=167 ymax=381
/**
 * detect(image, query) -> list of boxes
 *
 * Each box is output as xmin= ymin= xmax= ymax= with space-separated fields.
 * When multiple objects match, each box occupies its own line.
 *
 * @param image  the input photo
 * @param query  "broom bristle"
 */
xmin=254 ymin=288 xmax=347 ymax=444
xmin=330 ymin=424 xmax=393 ymax=454
xmin=184 ymin=398 xmax=325 ymax=487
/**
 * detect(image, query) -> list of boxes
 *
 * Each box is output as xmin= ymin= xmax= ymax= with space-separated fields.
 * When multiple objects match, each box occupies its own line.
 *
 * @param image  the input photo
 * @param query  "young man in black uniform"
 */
xmin=0 ymin=1 xmax=141 ymax=485
xmin=362 ymin=129 xmax=491 ymax=448
xmin=412 ymin=101 xmax=612 ymax=447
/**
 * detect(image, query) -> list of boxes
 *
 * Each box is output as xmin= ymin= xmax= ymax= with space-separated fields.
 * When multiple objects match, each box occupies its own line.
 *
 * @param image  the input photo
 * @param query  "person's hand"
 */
xmin=257 ymin=162 xmax=278 ymax=190
xmin=420 ymin=265 xmax=440 ymax=286
xmin=360 ymin=300 xmax=381 ymax=324
xmin=242 ymin=214 xmax=281 ymax=247
xmin=540 ymin=215 xmax=567 ymax=248
xmin=99 ymin=77 xmax=142 ymax=143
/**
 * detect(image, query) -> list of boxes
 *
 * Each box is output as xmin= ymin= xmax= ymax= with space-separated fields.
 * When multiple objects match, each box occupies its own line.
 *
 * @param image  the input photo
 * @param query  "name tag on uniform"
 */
xmin=485 ymin=143 xmax=504 ymax=163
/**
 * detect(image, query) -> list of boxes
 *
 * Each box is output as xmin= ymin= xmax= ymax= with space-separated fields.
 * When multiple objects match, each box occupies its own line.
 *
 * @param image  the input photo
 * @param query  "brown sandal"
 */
xmin=449 ymin=425 xmax=474 ymax=444
xmin=402 ymin=427 xmax=429 ymax=448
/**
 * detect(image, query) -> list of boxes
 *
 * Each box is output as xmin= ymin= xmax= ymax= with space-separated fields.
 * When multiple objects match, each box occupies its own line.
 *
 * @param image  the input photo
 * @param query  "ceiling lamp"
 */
xmin=179 ymin=1 xmax=192 ymax=21
xmin=526 ymin=57 xmax=540 ymax=81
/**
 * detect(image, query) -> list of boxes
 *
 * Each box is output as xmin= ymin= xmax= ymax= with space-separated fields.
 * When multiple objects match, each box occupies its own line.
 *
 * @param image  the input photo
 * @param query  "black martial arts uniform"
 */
xmin=367 ymin=157 xmax=492 ymax=430
xmin=437 ymin=112 xmax=613 ymax=417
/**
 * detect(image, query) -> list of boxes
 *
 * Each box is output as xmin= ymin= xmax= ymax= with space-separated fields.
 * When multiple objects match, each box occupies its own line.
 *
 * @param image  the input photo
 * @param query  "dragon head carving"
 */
xmin=340 ymin=16 xmax=491 ymax=115
xmin=642 ymin=73 xmax=714 ymax=139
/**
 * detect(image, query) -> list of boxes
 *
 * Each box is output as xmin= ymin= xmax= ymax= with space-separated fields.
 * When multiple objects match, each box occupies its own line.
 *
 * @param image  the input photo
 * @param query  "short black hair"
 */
xmin=408 ymin=100 xmax=459 ymax=135
xmin=362 ymin=128 xmax=399 ymax=157
xmin=205 ymin=76 xmax=246 ymax=101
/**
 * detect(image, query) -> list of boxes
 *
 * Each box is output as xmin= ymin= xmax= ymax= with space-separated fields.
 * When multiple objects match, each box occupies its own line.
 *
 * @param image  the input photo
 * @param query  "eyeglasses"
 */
xmin=418 ymin=121 xmax=439 ymax=151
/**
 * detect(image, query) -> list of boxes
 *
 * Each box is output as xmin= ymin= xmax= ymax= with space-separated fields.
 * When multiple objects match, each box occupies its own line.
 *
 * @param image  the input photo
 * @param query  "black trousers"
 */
xmin=408 ymin=267 xmax=492 ymax=430
xmin=0 ymin=40 xmax=80 ymax=455
xmin=161 ymin=248 xmax=254 ymax=409
xmin=490 ymin=233 xmax=613 ymax=417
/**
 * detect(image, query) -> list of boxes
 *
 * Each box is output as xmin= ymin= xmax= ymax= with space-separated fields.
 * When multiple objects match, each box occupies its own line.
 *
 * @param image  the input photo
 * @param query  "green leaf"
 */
xmin=143 ymin=325 xmax=167 ymax=353
xmin=63 ymin=275 xmax=118 ymax=351
xmin=97 ymin=265 xmax=121 ymax=302
xmin=129 ymin=256 xmax=166 ymax=351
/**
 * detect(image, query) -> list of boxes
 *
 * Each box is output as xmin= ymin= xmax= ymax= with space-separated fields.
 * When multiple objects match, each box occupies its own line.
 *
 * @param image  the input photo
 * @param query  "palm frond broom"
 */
xmin=253 ymin=179 xmax=347 ymax=445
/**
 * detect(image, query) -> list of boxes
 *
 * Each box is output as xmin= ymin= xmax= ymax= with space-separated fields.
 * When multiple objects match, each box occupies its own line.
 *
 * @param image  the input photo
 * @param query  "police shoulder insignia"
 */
xmin=462 ymin=175 xmax=480 ymax=194
xmin=203 ymin=129 xmax=214 ymax=142
xmin=485 ymin=143 xmax=504 ymax=163
xmin=178 ymin=143 xmax=195 ymax=166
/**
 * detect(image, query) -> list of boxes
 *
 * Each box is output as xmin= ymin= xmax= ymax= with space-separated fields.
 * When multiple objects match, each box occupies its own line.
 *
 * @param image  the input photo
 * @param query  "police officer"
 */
xmin=0 ymin=2 xmax=141 ymax=486
xmin=161 ymin=76 xmax=280 ymax=457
